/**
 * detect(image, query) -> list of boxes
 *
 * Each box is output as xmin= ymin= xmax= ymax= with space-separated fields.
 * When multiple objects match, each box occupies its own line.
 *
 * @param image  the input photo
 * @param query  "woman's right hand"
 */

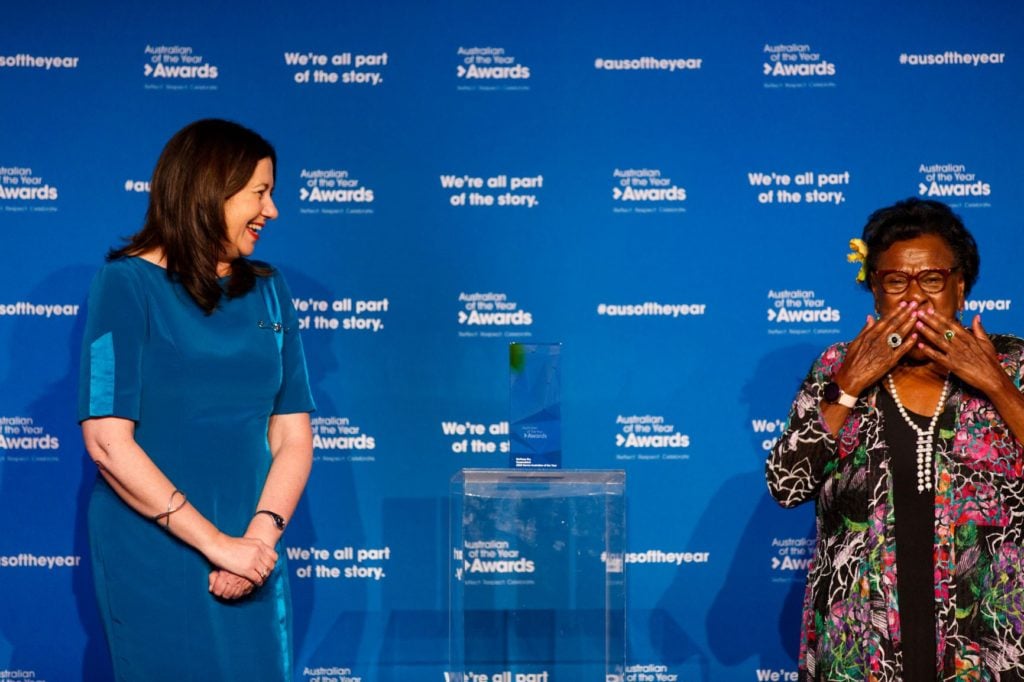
xmin=834 ymin=300 xmax=920 ymax=396
xmin=203 ymin=532 xmax=278 ymax=588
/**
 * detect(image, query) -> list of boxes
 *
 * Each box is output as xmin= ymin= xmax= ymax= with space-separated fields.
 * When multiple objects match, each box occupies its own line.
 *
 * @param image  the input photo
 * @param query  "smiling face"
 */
xmin=871 ymin=233 xmax=965 ymax=359
xmin=221 ymin=157 xmax=277 ymax=270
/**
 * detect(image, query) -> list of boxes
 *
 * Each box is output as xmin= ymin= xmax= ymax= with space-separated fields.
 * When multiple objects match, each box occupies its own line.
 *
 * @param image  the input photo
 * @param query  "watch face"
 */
xmin=823 ymin=382 xmax=840 ymax=403
xmin=258 ymin=510 xmax=285 ymax=529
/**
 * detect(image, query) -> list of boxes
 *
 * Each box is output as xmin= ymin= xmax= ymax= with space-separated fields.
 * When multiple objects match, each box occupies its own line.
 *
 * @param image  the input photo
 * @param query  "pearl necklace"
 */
xmin=886 ymin=373 xmax=950 ymax=493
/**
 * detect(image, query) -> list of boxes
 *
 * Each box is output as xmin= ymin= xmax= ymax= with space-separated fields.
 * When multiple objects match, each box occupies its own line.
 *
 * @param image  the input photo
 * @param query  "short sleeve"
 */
xmin=77 ymin=262 xmax=148 ymax=422
xmin=269 ymin=271 xmax=316 ymax=415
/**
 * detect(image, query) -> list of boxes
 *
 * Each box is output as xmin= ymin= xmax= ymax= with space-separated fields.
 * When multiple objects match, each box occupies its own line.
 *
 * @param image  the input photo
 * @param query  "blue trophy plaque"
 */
xmin=509 ymin=343 xmax=562 ymax=469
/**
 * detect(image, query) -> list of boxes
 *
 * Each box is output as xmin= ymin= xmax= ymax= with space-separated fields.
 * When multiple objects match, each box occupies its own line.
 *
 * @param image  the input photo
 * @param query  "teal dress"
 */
xmin=77 ymin=257 xmax=315 ymax=681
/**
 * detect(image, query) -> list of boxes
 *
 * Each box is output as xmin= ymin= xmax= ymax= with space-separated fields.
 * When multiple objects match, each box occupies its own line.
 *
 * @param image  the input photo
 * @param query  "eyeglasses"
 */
xmin=872 ymin=267 xmax=960 ymax=294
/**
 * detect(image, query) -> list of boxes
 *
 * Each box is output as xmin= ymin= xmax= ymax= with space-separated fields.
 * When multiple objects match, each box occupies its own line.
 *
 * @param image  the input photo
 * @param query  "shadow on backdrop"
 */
xmin=648 ymin=344 xmax=819 ymax=678
xmin=705 ymin=344 xmax=818 ymax=669
xmin=277 ymin=266 xmax=367 ymax=673
xmin=0 ymin=266 xmax=110 ymax=680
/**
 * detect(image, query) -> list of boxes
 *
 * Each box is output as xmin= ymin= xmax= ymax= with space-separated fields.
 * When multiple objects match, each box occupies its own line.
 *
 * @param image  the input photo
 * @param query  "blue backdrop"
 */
xmin=2 ymin=1 xmax=1022 ymax=680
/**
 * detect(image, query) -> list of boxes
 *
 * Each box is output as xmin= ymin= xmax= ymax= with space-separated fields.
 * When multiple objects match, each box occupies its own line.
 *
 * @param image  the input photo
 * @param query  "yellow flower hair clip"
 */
xmin=847 ymin=238 xmax=868 ymax=282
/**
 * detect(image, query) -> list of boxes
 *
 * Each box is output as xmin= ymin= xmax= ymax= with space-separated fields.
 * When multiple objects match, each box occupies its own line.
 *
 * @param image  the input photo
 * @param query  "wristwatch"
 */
xmin=254 ymin=509 xmax=286 ymax=531
xmin=823 ymin=381 xmax=858 ymax=408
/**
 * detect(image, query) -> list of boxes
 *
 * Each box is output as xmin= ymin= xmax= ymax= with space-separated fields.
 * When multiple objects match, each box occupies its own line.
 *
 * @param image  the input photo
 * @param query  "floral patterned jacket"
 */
xmin=766 ymin=335 xmax=1024 ymax=681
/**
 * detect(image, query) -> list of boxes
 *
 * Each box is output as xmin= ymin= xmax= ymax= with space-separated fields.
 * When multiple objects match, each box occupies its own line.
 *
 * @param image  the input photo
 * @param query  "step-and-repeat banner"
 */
xmin=2 ymin=1 xmax=1021 ymax=680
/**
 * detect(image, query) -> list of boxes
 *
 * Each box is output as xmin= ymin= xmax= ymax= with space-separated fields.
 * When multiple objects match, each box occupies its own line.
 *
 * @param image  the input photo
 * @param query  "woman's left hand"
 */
xmin=914 ymin=309 xmax=1008 ymax=394
xmin=208 ymin=568 xmax=256 ymax=600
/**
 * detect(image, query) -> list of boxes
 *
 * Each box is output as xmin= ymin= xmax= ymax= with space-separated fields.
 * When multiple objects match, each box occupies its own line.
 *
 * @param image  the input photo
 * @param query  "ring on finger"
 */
xmin=944 ymin=329 xmax=955 ymax=342
xmin=887 ymin=332 xmax=903 ymax=349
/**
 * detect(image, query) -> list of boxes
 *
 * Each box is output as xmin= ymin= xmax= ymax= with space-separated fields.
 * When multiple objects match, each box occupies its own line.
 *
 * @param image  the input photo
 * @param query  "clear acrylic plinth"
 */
xmin=449 ymin=469 xmax=626 ymax=682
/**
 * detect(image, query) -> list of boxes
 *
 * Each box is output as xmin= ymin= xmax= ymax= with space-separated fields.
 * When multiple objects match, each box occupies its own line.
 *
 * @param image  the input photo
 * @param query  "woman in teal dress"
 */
xmin=78 ymin=119 xmax=315 ymax=681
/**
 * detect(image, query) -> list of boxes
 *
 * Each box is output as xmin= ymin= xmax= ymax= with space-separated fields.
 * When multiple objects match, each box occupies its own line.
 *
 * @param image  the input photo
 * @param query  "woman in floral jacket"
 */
xmin=767 ymin=198 xmax=1024 ymax=681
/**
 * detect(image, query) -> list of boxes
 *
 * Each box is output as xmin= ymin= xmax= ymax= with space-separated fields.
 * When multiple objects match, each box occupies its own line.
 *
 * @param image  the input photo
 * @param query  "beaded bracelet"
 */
xmin=152 ymin=489 xmax=187 ymax=529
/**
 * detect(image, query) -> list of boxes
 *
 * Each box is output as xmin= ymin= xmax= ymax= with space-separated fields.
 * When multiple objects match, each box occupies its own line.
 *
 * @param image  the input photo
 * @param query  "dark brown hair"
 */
xmin=109 ymin=118 xmax=276 ymax=313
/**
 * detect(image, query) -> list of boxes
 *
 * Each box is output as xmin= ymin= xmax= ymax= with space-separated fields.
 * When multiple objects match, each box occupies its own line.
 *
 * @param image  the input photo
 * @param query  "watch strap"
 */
xmin=835 ymin=390 xmax=857 ymax=409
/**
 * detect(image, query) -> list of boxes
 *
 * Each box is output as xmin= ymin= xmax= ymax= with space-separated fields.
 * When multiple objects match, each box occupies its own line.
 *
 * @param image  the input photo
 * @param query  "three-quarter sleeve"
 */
xmin=765 ymin=344 xmax=845 ymax=508
xmin=269 ymin=271 xmax=316 ymax=415
xmin=77 ymin=262 xmax=148 ymax=422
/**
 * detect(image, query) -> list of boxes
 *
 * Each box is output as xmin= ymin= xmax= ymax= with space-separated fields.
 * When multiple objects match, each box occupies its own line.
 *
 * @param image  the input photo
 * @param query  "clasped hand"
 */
xmin=205 ymin=533 xmax=278 ymax=600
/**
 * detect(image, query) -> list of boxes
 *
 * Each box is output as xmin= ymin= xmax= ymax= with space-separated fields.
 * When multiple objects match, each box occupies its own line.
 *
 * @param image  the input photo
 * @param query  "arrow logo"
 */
xmin=457 ymin=65 xmax=466 ymax=77
xmin=612 ymin=187 xmax=622 ymax=199
xmin=300 ymin=188 xmax=309 ymax=200
xmin=918 ymin=182 xmax=928 ymax=196
xmin=771 ymin=557 xmax=780 ymax=569
xmin=762 ymin=63 xmax=773 ymax=75
xmin=615 ymin=433 xmax=625 ymax=446
xmin=458 ymin=311 xmax=467 ymax=324
xmin=144 ymin=64 xmax=153 ymax=76
xmin=767 ymin=309 xmax=777 ymax=321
